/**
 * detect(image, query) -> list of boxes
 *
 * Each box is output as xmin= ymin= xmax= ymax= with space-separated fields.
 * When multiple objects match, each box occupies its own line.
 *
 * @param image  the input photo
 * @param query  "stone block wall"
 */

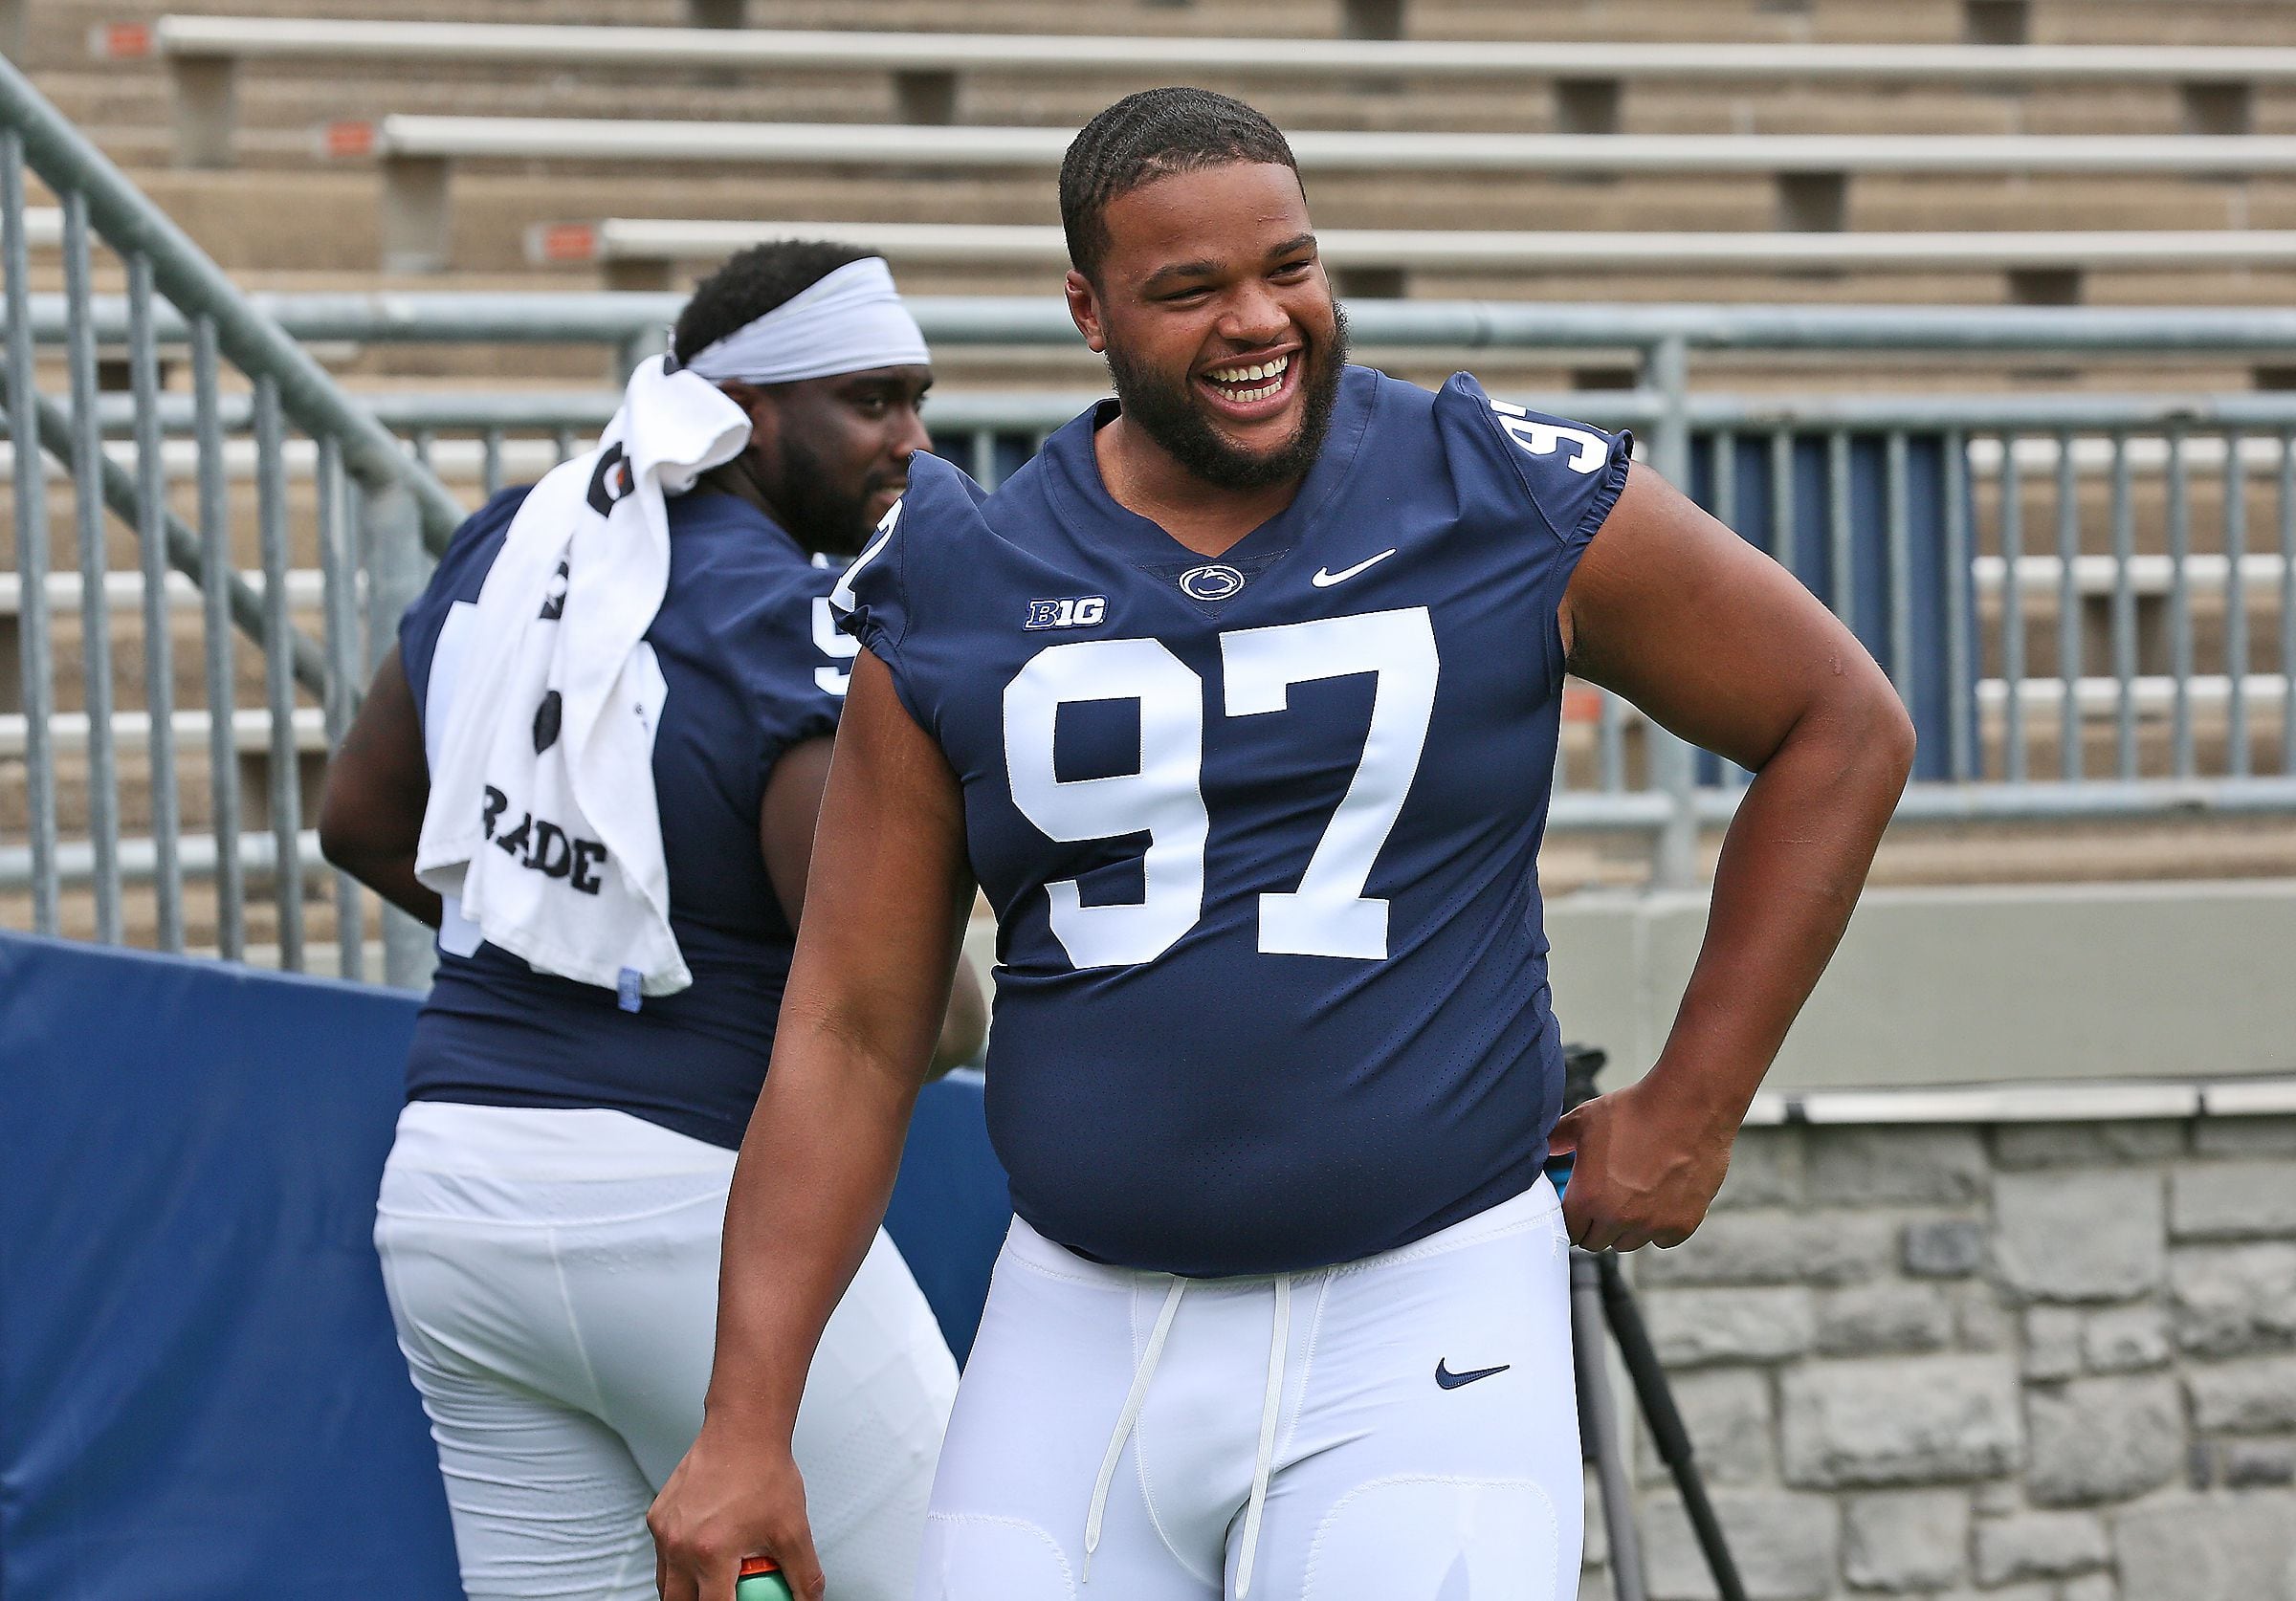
xmin=1582 ymin=1111 xmax=2296 ymax=1601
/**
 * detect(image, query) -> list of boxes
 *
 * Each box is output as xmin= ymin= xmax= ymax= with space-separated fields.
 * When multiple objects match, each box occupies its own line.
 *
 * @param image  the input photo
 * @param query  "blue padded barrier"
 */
xmin=883 ymin=1067 xmax=1008 ymax=1367
xmin=0 ymin=932 xmax=1009 ymax=1599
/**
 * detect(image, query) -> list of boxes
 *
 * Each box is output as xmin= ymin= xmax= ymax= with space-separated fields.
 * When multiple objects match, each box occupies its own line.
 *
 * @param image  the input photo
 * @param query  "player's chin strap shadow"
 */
xmin=1080 ymin=1272 xmax=1292 ymax=1598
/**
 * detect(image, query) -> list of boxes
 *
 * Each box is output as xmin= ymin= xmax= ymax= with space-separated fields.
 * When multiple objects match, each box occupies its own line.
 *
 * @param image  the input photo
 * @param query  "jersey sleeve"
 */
xmin=829 ymin=450 xmax=992 ymax=735
xmin=734 ymin=559 xmax=847 ymax=789
xmin=1433 ymin=373 xmax=1634 ymax=690
xmin=395 ymin=484 xmax=530 ymax=725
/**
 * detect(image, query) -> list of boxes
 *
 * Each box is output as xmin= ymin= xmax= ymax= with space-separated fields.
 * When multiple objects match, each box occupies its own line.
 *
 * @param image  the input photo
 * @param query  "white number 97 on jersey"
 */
xmin=1003 ymin=606 xmax=1440 ymax=970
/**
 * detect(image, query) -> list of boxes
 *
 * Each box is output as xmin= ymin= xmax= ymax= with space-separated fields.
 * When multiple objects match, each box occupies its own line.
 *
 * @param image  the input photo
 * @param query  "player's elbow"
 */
xmin=315 ymin=779 xmax=360 ymax=872
xmin=317 ymin=768 xmax=411 ymax=883
xmin=1843 ymin=672 xmax=1917 ymax=794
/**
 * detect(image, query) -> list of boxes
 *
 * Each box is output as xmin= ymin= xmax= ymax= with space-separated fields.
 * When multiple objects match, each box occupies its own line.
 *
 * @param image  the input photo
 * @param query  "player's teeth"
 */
xmin=1207 ymin=355 xmax=1289 ymax=384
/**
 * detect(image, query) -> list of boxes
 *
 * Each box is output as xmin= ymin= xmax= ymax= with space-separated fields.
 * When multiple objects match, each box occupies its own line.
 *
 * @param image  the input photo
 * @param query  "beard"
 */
xmin=753 ymin=428 xmax=894 ymax=559
xmin=1103 ymin=303 xmax=1350 ymax=493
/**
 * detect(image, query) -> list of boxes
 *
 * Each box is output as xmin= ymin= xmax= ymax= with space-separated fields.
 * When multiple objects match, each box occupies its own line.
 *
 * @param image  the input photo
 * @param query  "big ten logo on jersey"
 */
xmin=480 ymin=784 xmax=609 ymax=894
xmin=1488 ymin=400 xmax=1608 ymax=475
xmin=1025 ymin=595 xmax=1108 ymax=631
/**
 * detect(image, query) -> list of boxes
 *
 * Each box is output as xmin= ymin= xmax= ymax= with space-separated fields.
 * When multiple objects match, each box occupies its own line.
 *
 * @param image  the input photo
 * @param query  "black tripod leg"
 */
xmin=1571 ymin=1249 xmax=1647 ymax=1601
xmin=1593 ymin=1251 xmax=1750 ymax=1601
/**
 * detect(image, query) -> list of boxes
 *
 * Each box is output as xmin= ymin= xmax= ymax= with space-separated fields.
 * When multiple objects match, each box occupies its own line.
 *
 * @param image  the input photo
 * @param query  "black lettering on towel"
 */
xmin=475 ymin=800 xmax=607 ymax=894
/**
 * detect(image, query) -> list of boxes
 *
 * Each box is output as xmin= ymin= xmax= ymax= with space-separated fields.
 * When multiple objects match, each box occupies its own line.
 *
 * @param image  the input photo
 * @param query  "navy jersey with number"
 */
xmin=837 ymin=364 xmax=1631 ymax=1274
xmin=397 ymin=485 xmax=852 ymax=1150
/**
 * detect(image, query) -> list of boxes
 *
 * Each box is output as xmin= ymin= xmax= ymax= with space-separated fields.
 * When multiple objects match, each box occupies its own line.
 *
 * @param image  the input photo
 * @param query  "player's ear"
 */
xmin=1064 ymin=270 xmax=1108 ymax=355
xmin=718 ymin=380 xmax=778 ymax=449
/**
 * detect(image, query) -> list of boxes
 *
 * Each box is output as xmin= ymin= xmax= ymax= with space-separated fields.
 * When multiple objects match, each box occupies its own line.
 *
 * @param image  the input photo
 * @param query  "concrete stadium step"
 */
xmin=21 ymin=0 xmax=2296 ymax=80
xmin=45 ymin=86 xmax=2252 ymax=183
xmin=96 ymin=163 xmax=2296 ymax=277
xmin=40 ymin=53 xmax=2258 ymax=143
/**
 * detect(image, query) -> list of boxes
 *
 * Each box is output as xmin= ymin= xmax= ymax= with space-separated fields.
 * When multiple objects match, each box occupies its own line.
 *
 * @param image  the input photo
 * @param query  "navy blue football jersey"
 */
xmin=398 ymin=484 xmax=851 ymax=1150
xmin=837 ymin=364 xmax=1631 ymax=1275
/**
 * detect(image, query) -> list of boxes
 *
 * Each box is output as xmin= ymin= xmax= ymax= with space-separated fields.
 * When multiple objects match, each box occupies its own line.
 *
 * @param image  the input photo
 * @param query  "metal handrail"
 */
xmin=1 ymin=52 xmax=465 ymax=981
xmin=0 ymin=58 xmax=462 ymax=550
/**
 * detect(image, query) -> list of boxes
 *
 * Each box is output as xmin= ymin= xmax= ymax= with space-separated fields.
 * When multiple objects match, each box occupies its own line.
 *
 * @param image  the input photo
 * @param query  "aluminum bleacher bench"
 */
xmin=12 ymin=205 xmax=58 ymax=248
xmin=0 ymin=570 xmax=324 ymax=719
xmin=95 ymin=15 xmax=2296 ymax=168
xmin=0 ymin=706 xmax=328 ymax=759
xmin=334 ymin=115 xmax=2296 ymax=273
xmin=530 ymin=217 xmax=2296 ymax=304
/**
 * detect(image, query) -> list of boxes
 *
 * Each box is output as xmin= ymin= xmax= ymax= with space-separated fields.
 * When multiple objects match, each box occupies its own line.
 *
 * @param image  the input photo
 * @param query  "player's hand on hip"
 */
xmin=650 ymin=1424 xmax=824 ymax=1601
xmin=1547 ymin=1079 xmax=1733 ymax=1253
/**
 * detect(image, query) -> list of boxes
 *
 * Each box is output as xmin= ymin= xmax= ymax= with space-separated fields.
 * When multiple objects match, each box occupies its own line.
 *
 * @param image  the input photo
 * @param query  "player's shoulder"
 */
xmin=1424 ymin=371 xmax=1634 ymax=549
xmin=659 ymin=492 xmax=842 ymax=682
xmin=668 ymin=489 xmax=830 ymax=603
xmin=402 ymin=483 xmax=528 ymax=652
xmin=830 ymin=450 xmax=1004 ymax=643
xmin=434 ymin=484 xmax=530 ymax=593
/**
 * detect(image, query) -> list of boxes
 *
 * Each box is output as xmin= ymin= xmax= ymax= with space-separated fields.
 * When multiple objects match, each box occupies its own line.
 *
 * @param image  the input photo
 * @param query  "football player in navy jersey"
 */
xmin=320 ymin=243 xmax=984 ymax=1601
xmin=651 ymin=92 xmax=1913 ymax=1601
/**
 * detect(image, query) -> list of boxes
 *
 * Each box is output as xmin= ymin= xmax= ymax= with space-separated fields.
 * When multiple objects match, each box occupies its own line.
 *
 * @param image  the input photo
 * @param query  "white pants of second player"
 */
xmin=374 ymin=1102 xmax=959 ymax=1601
xmin=919 ymin=1180 xmax=1582 ymax=1601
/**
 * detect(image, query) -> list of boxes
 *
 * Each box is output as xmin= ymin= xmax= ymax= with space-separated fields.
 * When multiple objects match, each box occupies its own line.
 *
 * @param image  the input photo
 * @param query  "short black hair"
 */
xmin=1059 ymin=88 xmax=1300 ymax=281
xmin=672 ymin=239 xmax=880 ymax=365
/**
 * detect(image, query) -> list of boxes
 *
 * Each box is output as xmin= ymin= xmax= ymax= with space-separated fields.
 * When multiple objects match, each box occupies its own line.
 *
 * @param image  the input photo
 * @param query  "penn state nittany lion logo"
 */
xmin=1179 ymin=563 xmax=1246 ymax=603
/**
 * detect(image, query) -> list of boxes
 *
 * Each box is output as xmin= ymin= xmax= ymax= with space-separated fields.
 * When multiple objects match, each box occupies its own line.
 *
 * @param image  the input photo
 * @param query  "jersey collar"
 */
xmin=1034 ymin=363 xmax=1381 ymax=586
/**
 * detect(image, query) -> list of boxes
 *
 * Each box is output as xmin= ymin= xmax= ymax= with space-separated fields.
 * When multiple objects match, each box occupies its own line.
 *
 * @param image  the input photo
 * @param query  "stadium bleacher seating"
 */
xmin=16 ymin=0 xmax=2296 ymax=959
xmin=531 ymin=216 xmax=2296 ymax=305
xmin=13 ymin=0 xmax=2296 ymax=301
xmin=334 ymin=117 xmax=2296 ymax=273
xmin=92 ymin=16 xmax=2296 ymax=167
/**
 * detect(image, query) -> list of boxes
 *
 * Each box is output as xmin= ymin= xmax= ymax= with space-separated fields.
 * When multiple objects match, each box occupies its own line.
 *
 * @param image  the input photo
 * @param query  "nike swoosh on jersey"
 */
xmin=1435 ymin=1359 xmax=1512 ymax=1390
xmin=1311 ymin=548 xmax=1398 ymax=587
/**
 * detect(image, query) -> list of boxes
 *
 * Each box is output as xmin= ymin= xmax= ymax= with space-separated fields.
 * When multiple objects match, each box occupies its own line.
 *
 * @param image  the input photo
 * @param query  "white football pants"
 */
xmin=916 ymin=1181 xmax=1580 ymax=1601
xmin=374 ymin=1103 xmax=959 ymax=1601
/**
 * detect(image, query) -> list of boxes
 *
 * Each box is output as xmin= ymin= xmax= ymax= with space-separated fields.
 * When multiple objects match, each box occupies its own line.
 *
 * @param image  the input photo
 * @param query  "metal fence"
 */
xmin=11 ymin=55 xmax=2296 ymax=978
xmin=0 ymin=55 xmax=456 ymax=983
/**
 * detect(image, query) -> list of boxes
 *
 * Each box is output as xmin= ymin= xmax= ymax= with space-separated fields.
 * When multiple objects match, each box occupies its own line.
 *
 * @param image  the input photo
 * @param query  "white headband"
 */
xmin=678 ymin=256 xmax=930 ymax=384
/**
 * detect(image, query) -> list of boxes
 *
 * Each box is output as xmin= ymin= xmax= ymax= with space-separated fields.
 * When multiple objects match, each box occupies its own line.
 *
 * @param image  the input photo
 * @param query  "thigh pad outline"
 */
xmin=917 ymin=1512 xmax=1077 ymax=1601
xmin=1299 ymin=1476 xmax=1560 ymax=1601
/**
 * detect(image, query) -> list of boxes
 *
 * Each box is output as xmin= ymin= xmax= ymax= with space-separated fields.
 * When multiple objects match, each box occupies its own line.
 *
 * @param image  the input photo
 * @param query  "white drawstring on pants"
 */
xmin=1081 ymin=1273 xmax=1294 ymax=1599
xmin=1084 ymin=1278 xmax=1186 ymax=1584
xmin=1234 ymin=1273 xmax=1292 ymax=1600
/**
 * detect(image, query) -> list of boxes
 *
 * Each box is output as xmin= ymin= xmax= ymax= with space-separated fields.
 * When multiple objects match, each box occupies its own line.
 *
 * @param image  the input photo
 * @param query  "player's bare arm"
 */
xmin=318 ymin=646 xmax=445 ymax=928
xmin=651 ymin=649 xmax=975 ymax=1601
xmin=1548 ymin=466 xmax=1917 ymax=1253
xmin=760 ymin=735 xmax=988 ymax=1073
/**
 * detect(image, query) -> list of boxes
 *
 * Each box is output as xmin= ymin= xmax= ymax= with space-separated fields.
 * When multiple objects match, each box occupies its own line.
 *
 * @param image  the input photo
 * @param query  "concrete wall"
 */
xmin=1547 ymin=880 xmax=2296 ymax=1090
xmin=1587 ymin=1103 xmax=2296 ymax=1601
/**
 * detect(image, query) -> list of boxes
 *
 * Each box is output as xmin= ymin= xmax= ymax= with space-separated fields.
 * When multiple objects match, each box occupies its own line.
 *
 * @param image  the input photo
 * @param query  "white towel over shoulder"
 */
xmin=414 ymin=357 xmax=751 ymax=999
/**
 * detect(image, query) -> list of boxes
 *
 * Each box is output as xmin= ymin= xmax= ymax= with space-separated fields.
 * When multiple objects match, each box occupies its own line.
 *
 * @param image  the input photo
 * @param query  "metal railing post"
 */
xmin=0 ymin=55 xmax=464 ymax=551
xmin=1644 ymin=334 xmax=1700 ymax=888
xmin=616 ymin=322 xmax=669 ymax=384
xmin=2 ymin=134 xmax=58 ymax=932
xmin=362 ymin=479 xmax=439 ymax=991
